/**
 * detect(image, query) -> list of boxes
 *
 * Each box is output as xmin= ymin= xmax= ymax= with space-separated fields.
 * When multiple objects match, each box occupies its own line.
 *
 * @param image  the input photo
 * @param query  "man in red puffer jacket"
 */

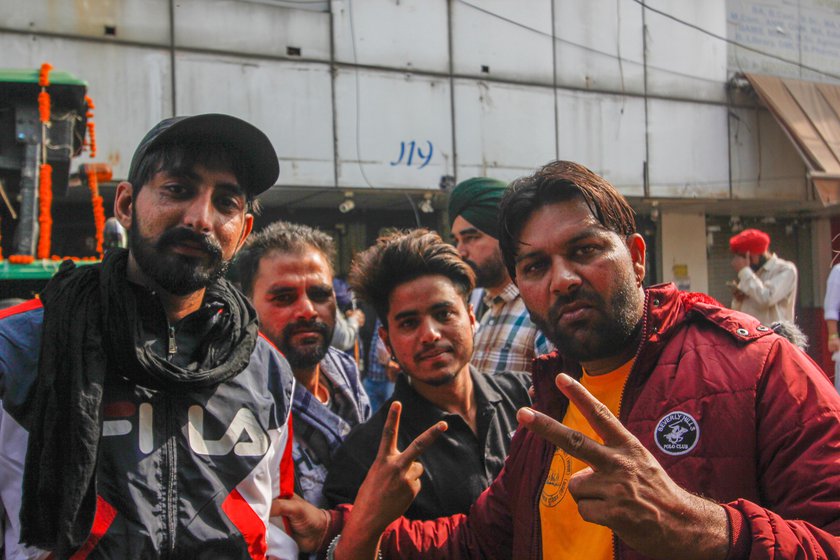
xmin=276 ymin=160 xmax=840 ymax=560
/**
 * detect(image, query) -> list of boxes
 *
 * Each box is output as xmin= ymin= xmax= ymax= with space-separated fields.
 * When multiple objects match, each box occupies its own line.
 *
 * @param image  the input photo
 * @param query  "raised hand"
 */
xmin=517 ymin=374 xmax=729 ymax=560
xmin=731 ymin=251 xmax=750 ymax=273
xmin=337 ymin=401 xmax=447 ymax=560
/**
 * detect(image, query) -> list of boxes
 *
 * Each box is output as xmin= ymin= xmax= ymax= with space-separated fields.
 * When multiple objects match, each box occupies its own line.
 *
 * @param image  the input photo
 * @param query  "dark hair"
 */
xmin=129 ymin=142 xmax=259 ymax=212
xmin=498 ymin=160 xmax=637 ymax=278
xmin=349 ymin=229 xmax=475 ymax=326
xmin=235 ymin=221 xmax=336 ymax=295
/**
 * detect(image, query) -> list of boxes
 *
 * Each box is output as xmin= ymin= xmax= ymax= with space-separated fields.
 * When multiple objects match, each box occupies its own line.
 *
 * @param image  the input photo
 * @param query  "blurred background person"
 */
xmin=729 ymin=228 xmax=797 ymax=325
xmin=824 ymin=259 xmax=840 ymax=393
xmin=449 ymin=177 xmax=550 ymax=376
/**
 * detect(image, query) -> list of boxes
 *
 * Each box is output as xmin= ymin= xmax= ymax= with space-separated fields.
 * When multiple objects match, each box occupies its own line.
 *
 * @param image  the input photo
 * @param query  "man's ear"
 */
xmin=235 ymin=213 xmax=255 ymax=252
xmin=114 ymin=182 xmax=134 ymax=230
xmin=626 ymin=233 xmax=647 ymax=286
xmin=378 ymin=324 xmax=392 ymax=357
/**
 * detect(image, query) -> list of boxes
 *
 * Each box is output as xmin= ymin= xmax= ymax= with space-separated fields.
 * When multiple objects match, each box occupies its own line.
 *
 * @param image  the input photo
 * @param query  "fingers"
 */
xmin=376 ymin=403 xmax=447 ymax=465
xmin=270 ymin=493 xmax=322 ymax=520
xmin=554 ymin=374 xmax=632 ymax=447
xmin=406 ymin=459 xmax=425 ymax=480
xmin=398 ymin=420 xmax=448 ymax=465
xmin=270 ymin=498 xmax=287 ymax=518
xmin=270 ymin=493 xmax=303 ymax=517
xmin=517 ymin=407 xmax=611 ymax=469
xmin=376 ymin=401 xmax=403 ymax=459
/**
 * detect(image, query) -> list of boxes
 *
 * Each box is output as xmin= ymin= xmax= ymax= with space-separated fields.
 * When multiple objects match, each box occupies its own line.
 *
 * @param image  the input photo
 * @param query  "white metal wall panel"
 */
xmin=727 ymin=0 xmax=840 ymax=83
xmin=554 ymin=89 xmax=646 ymax=196
xmin=647 ymin=100 xmax=730 ymax=198
xmin=728 ymin=107 xmax=808 ymax=199
xmin=454 ymin=80 xmax=556 ymax=182
xmin=0 ymin=33 xmax=172 ymax=180
xmin=644 ymin=0 xmax=728 ymax=102
xmin=332 ymin=0 xmax=449 ymax=72
xmin=451 ymin=0 xmax=554 ymax=85
xmin=175 ymin=54 xmax=334 ymax=187
xmin=174 ymin=0 xmax=330 ymax=60
xmin=0 ymin=0 xmax=171 ymax=45
xmin=552 ymin=0 xmax=645 ymax=94
xmin=334 ymin=69 xmax=452 ymax=189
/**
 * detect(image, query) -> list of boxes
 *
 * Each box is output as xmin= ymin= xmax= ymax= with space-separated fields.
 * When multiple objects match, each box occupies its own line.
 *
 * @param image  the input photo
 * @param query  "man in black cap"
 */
xmin=0 ymin=114 xmax=298 ymax=558
xmin=449 ymin=177 xmax=550 ymax=376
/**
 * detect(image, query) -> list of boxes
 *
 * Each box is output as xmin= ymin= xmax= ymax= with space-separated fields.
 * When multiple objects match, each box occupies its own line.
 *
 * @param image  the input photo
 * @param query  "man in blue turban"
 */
xmin=448 ymin=177 xmax=551 ymax=376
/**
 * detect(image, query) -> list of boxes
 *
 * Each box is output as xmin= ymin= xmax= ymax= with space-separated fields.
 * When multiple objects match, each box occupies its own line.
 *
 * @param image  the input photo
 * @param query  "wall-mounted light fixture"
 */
xmin=418 ymin=193 xmax=434 ymax=214
xmin=338 ymin=191 xmax=355 ymax=213
xmin=650 ymin=201 xmax=660 ymax=222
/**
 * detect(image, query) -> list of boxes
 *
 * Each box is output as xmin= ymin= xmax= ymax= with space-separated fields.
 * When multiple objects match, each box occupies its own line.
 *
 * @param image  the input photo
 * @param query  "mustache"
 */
xmin=281 ymin=319 xmax=331 ymax=340
xmin=546 ymin=288 xmax=601 ymax=323
xmin=157 ymin=227 xmax=222 ymax=258
xmin=414 ymin=343 xmax=453 ymax=362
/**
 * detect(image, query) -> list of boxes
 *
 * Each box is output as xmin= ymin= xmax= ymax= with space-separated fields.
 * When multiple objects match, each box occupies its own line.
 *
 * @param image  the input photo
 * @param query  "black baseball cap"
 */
xmin=127 ymin=113 xmax=280 ymax=196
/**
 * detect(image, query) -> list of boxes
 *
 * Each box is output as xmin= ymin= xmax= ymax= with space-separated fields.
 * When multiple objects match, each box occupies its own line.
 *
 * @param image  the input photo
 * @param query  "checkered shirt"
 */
xmin=471 ymin=282 xmax=551 ymax=376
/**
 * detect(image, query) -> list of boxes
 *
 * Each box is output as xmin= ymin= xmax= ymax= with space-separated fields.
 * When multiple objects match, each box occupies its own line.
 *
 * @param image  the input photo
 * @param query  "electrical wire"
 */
xmin=404 ymin=193 xmax=422 ymax=227
xmin=458 ymin=0 xmax=840 ymax=84
xmin=630 ymin=0 xmax=840 ymax=81
xmin=456 ymin=0 xmax=726 ymax=86
xmin=347 ymin=0 xmax=427 ymax=226
xmin=347 ymin=0 xmax=381 ymax=192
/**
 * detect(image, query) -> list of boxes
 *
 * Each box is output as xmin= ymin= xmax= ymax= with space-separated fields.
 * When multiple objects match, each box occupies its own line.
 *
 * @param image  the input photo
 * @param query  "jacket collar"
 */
xmin=531 ymin=283 xmax=774 ymax=413
xmin=392 ymin=365 xmax=498 ymax=430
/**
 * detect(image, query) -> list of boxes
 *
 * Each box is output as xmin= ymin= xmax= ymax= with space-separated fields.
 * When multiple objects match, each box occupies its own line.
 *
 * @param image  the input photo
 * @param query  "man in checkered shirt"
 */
xmin=449 ymin=177 xmax=551 ymax=377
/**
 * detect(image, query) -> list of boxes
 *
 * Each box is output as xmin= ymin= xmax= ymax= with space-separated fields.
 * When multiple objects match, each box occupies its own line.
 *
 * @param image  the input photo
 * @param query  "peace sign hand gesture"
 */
xmin=517 ymin=374 xmax=729 ymax=560
xmin=337 ymin=401 xmax=447 ymax=560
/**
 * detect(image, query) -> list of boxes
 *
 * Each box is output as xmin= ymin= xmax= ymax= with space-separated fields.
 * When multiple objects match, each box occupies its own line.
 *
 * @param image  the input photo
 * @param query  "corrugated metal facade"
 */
xmin=3 ymin=0 xmax=833 ymax=197
xmin=0 ymin=0 xmax=838 ymax=310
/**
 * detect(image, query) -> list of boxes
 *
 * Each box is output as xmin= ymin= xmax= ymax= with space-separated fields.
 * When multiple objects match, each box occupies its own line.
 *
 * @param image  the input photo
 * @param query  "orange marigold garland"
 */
xmin=38 ymin=63 xmax=52 ymax=87
xmin=86 ymin=166 xmax=106 ymax=258
xmin=37 ymin=63 xmax=53 ymax=124
xmin=85 ymin=96 xmax=97 ymax=158
xmin=83 ymin=96 xmax=105 ymax=258
xmin=18 ymin=65 xmax=104 ymax=263
xmin=35 ymin=63 xmax=55 ymax=260
xmin=36 ymin=163 xmax=53 ymax=259
xmin=37 ymin=91 xmax=50 ymax=124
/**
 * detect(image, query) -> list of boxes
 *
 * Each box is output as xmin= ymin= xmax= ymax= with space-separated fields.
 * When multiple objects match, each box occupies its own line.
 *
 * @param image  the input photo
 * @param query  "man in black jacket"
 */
xmin=0 ymin=114 xmax=298 ymax=559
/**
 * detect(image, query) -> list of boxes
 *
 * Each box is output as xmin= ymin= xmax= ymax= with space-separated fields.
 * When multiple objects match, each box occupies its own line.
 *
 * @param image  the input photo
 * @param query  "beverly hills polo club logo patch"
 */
xmin=654 ymin=411 xmax=700 ymax=456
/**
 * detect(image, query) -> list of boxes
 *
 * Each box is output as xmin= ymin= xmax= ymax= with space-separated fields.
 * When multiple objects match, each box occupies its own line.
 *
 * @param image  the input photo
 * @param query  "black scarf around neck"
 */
xmin=17 ymin=248 xmax=259 ymax=556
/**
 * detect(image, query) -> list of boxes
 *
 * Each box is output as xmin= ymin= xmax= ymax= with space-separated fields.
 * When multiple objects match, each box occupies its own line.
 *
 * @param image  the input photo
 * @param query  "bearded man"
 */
xmin=0 ymin=114 xmax=298 ymax=558
xmin=448 ymin=177 xmax=550 ymax=376
xmin=236 ymin=221 xmax=370 ymax=508
xmin=275 ymin=161 xmax=840 ymax=560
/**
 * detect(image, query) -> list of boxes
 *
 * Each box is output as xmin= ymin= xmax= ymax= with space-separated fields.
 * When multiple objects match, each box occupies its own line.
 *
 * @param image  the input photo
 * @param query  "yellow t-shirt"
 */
xmin=539 ymin=359 xmax=634 ymax=560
